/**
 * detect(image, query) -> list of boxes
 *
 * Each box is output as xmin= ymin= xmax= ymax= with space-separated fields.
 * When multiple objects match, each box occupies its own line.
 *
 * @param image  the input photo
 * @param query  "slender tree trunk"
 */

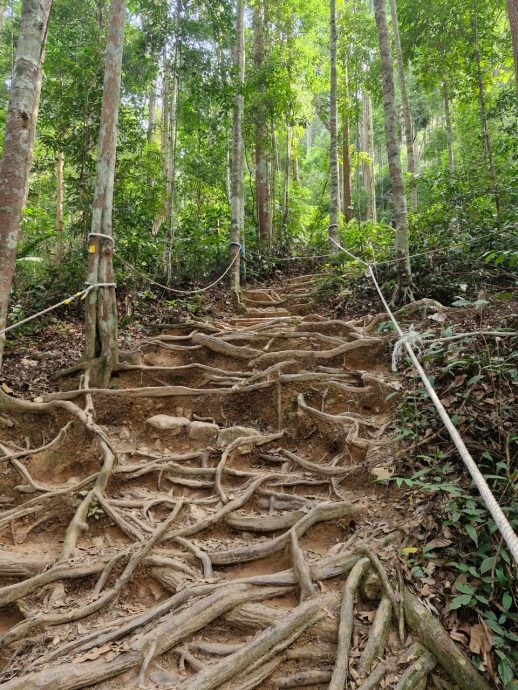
xmin=84 ymin=0 xmax=127 ymax=385
xmin=0 ymin=2 xmax=5 ymax=37
xmin=55 ymin=150 xmax=64 ymax=264
xmin=389 ymin=0 xmax=417 ymax=211
xmin=270 ymin=125 xmax=277 ymax=243
xmin=362 ymin=92 xmax=377 ymax=222
xmin=329 ymin=0 xmax=339 ymax=250
xmin=230 ymin=0 xmax=245 ymax=292
xmin=443 ymin=81 xmax=455 ymax=173
xmin=342 ymin=57 xmax=352 ymax=223
xmin=160 ymin=43 xmax=169 ymax=159
xmin=253 ymin=0 xmax=271 ymax=249
xmin=165 ymin=31 xmax=180 ymax=283
xmin=292 ymin=156 xmax=300 ymax=184
xmin=373 ymin=0 xmax=413 ymax=303
xmin=281 ymin=125 xmax=292 ymax=238
xmin=147 ymin=79 xmax=157 ymax=144
xmin=507 ymin=0 xmax=518 ymax=100
xmin=472 ymin=5 xmax=500 ymax=217
xmin=0 ymin=0 xmax=53 ymax=370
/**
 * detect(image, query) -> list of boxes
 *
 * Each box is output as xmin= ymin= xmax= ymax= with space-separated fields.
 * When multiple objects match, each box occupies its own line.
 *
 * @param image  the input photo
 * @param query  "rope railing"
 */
xmin=0 ymin=283 xmax=116 ymax=338
xmin=113 ymin=250 xmax=240 ymax=296
xmin=329 ymin=236 xmax=518 ymax=564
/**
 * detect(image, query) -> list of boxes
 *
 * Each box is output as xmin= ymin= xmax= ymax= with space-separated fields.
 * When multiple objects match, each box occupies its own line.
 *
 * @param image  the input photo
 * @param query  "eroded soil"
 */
xmin=0 ymin=274 xmax=491 ymax=690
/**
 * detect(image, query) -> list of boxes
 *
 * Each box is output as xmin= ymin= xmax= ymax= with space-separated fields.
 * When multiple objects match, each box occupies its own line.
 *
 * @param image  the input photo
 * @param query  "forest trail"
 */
xmin=0 ymin=274 xmax=491 ymax=690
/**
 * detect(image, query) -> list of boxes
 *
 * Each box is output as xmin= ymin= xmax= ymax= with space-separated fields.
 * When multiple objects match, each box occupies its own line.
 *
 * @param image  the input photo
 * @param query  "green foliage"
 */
xmin=392 ymin=330 xmax=518 ymax=688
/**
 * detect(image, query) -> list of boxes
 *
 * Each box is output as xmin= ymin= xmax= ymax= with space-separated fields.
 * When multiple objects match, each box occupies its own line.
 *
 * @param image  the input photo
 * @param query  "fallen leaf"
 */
xmin=371 ymin=466 xmax=394 ymax=481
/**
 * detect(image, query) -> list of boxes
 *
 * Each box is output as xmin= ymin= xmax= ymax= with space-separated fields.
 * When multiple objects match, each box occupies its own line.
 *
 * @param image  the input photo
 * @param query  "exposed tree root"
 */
xmin=329 ymin=557 xmax=371 ymax=690
xmin=0 ymin=279 xmax=494 ymax=690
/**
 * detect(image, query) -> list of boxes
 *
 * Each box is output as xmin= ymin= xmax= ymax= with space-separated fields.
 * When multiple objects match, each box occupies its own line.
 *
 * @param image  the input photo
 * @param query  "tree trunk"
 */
xmin=329 ymin=0 xmax=339 ymax=250
xmin=373 ymin=0 xmax=413 ymax=303
xmin=292 ymin=156 xmax=300 ymax=184
xmin=55 ymin=150 xmax=65 ymax=264
xmin=253 ymin=0 xmax=271 ymax=249
xmin=84 ymin=0 xmax=127 ymax=386
xmin=0 ymin=2 xmax=5 ymax=38
xmin=165 ymin=29 xmax=180 ymax=284
xmin=342 ymin=57 xmax=352 ymax=223
xmin=507 ymin=0 xmax=518 ymax=100
xmin=0 ymin=0 xmax=53 ymax=370
xmin=270 ymin=125 xmax=277 ymax=244
xmin=472 ymin=4 xmax=500 ymax=217
xmin=230 ymin=0 xmax=245 ymax=293
xmin=389 ymin=0 xmax=417 ymax=212
xmin=281 ymin=125 xmax=292 ymax=239
xmin=362 ymin=92 xmax=377 ymax=222
xmin=443 ymin=81 xmax=455 ymax=173
xmin=147 ymin=79 xmax=157 ymax=144
xmin=160 ymin=43 xmax=169 ymax=159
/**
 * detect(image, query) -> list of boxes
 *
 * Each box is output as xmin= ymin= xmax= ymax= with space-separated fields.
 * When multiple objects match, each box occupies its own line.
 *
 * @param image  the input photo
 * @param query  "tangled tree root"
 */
xmin=0 ymin=274 xmax=493 ymax=690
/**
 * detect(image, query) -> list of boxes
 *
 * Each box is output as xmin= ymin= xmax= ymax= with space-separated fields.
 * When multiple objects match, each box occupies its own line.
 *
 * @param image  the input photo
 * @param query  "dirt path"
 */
xmin=0 ymin=275 xmax=490 ymax=689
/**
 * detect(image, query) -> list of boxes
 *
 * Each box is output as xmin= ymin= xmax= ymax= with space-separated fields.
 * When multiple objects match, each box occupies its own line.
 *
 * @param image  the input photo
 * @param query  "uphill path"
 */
xmin=0 ymin=273 xmax=491 ymax=690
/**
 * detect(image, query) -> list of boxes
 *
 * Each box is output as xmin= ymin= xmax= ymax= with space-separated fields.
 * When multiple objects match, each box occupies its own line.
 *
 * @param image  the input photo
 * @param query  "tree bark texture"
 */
xmin=373 ymin=0 xmax=413 ymax=301
xmin=342 ymin=58 xmax=352 ymax=223
xmin=0 ymin=0 xmax=53 ymax=370
xmin=230 ymin=0 xmax=245 ymax=292
xmin=55 ymin=150 xmax=65 ymax=264
xmin=253 ymin=0 xmax=271 ymax=249
xmin=472 ymin=5 xmax=500 ymax=217
xmin=507 ymin=0 xmax=518 ymax=100
xmin=443 ymin=81 xmax=455 ymax=173
xmin=389 ymin=0 xmax=417 ymax=211
xmin=329 ymin=0 xmax=339 ymax=250
xmin=84 ymin=0 xmax=127 ymax=384
xmin=281 ymin=125 xmax=292 ymax=237
xmin=362 ymin=92 xmax=377 ymax=222
xmin=147 ymin=79 xmax=157 ymax=144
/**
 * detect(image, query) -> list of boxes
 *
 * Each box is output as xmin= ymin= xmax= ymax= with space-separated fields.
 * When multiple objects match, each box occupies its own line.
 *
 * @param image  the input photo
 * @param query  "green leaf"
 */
xmin=502 ymin=592 xmax=513 ymax=611
xmin=465 ymin=524 xmax=478 ymax=546
xmin=480 ymin=556 xmax=496 ymax=574
xmin=449 ymin=594 xmax=473 ymax=610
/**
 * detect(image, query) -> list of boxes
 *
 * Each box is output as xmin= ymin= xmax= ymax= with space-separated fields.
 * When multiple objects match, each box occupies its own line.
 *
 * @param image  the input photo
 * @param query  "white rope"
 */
xmin=248 ymin=250 xmax=335 ymax=261
xmin=89 ymin=233 xmax=115 ymax=244
xmin=329 ymin=237 xmax=370 ymax=266
xmin=329 ymin=237 xmax=518 ymax=564
xmin=114 ymin=251 xmax=240 ymax=296
xmin=0 ymin=283 xmax=116 ymax=337
xmin=391 ymin=325 xmax=423 ymax=372
xmin=330 ymin=226 xmax=514 ymax=269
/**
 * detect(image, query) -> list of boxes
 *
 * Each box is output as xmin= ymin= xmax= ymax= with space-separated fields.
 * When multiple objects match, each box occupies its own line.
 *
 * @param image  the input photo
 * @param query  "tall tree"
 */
xmin=164 ymin=1 xmax=181 ymax=283
xmin=373 ymin=0 xmax=413 ymax=302
xmin=342 ymin=58 xmax=352 ymax=223
xmin=507 ymin=0 xmax=518 ymax=100
xmin=389 ymin=0 xmax=417 ymax=211
xmin=443 ymin=81 xmax=455 ymax=173
xmin=253 ymin=0 xmax=271 ymax=248
xmin=0 ymin=0 xmax=53 ymax=370
xmin=329 ymin=0 xmax=340 ymax=250
xmin=55 ymin=150 xmax=65 ymax=264
xmin=147 ymin=80 xmax=157 ymax=144
xmin=472 ymin=1 xmax=500 ymax=217
xmin=362 ymin=91 xmax=377 ymax=221
xmin=230 ymin=0 xmax=245 ymax=292
xmin=84 ymin=0 xmax=127 ymax=386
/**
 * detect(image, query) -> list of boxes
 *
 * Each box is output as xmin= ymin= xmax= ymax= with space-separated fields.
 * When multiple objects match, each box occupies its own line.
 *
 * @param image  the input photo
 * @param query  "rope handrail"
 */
xmin=113 ymin=250 xmax=240 ymax=296
xmin=330 ymin=236 xmax=518 ymax=565
xmin=328 ymin=226 xmax=514 ymax=269
xmin=0 ymin=283 xmax=116 ymax=338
